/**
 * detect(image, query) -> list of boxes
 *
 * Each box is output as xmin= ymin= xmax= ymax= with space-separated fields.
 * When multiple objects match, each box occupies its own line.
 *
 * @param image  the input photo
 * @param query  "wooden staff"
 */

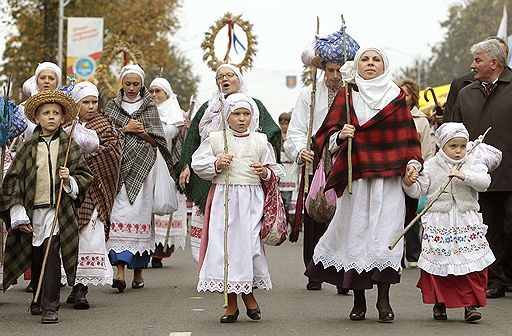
xmin=303 ymin=16 xmax=320 ymax=194
xmin=341 ymin=15 xmax=353 ymax=194
xmin=33 ymin=118 xmax=79 ymax=304
xmin=162 ymin=211 xmax=174 ymax=254
xmin=220 ymin=109 xmax=230 ymax=308
xmin=388 ymin=127 xmax=492 ymax=250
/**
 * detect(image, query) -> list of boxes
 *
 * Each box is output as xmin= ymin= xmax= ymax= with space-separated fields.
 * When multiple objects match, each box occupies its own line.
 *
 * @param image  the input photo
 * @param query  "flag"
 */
xmin=497 ymin=5 xmax=507 ymax=40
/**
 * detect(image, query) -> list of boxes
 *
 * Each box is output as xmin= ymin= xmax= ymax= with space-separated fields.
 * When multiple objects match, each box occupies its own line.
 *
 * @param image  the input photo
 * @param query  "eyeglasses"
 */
xmin=149 ymin=88 xmax=164 ymax=95
xmin=216 ymin=72 xmax=236 ymax=81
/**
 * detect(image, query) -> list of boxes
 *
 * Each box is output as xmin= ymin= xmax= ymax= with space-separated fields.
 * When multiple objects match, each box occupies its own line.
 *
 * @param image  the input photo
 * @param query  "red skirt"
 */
xmin=417 ymin=268 xmax=488 ymax=308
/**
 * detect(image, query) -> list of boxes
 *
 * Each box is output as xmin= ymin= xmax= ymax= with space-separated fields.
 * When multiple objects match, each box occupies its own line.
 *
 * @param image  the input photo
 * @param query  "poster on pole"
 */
xmin=66 ymin=17 xmax=104 ymax=80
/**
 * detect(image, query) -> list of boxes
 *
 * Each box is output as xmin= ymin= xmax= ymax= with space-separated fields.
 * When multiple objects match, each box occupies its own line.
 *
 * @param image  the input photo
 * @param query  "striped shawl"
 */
xmin=314 ymin=85 xmax=422 ymax=197
xmin=175 ymin=98 xmax=281 ymax=213
xmin=1 ymin=127 xmax=92 ymax=290
xmin=77 ymin=112 xmax=122 ymax=239
xmin=105 ymin=87 xmax=174 ymax=204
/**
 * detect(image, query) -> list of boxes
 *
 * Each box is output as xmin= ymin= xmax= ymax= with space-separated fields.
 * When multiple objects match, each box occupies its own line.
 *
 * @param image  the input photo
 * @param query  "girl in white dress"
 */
xmin=192 ymin=93 xmax=284 ymax=323
xmin=403 ymin=122 xmax=495 ymax=322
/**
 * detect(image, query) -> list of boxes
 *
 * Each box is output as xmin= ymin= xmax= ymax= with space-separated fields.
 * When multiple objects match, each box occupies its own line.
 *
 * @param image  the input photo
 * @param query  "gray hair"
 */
xmin=470 ymin=39 xmax=507 ymax=66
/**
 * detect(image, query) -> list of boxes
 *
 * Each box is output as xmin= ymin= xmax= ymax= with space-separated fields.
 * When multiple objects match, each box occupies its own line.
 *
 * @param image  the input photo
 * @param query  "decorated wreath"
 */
xmin=201 ymin=12 xmax=258 ymax=72
xmin=96 ymin=38 xmax=144 ymax=99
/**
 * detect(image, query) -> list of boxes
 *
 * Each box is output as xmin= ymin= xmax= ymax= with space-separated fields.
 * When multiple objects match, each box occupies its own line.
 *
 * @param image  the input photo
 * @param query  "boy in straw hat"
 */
xmin=0 ymin=90 xmax=92 ymax=324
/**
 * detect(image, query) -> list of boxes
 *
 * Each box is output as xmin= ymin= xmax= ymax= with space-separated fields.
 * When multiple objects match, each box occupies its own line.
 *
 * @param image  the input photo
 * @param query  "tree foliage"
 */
xmin=399 ymin=0 xmax=512 ymax=88
xmin=1 ymin=0 xmax=198 ymax=108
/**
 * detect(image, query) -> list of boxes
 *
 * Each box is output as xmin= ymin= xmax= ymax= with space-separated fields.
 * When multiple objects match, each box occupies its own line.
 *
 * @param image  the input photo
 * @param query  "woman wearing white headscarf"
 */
xmin=104 ymin=64 xmax=175 ymax=292
xmin=176 ymin=64 xmax=281 ymax=263
xmin=148 ymin=78 xmax=186 ymax=268
xmin=306 ymin=46 xmax=423 ymax=322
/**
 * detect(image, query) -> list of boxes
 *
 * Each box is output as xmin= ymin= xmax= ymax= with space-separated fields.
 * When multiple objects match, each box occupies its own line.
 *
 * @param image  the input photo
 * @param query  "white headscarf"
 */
xmin=23 ymin=62 xmax=63 ymax=97
xmin=120 ymin=64 xmax=145 ymax=83
xmin=199 ymin=64 xmax=257 ymax=140
xmin=149 ymin=77 xmax=184 ymax=126
xmin=70 ymin=81 xmax=99 ymax=103
xmin=435 ymin=122 xmax=469 ymax=149
xmin=222 ymin=92 xmax=259 ymax=133
xmin=340 ymin=46 xmax=400 ymax=110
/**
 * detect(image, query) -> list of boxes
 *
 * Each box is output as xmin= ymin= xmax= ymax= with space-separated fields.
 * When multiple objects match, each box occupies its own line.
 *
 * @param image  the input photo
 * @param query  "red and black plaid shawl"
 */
xmin=314 ymin=84 xmax=422 ymax=197
xmin=77 ymin=112 xmax=122 ymax=239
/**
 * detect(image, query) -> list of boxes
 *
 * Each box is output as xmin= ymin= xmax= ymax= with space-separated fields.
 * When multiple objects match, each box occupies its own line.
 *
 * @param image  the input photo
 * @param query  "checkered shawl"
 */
xmin=105 ymin=87 xmax=174 ymax=204
xmin=314 ymin=85 xmax=422 ymax=197
xmin=0 ymin=127 xmax=92 ymax=290
xmin=175 ymin=98 xmax=281 ymax=213
xmin=77 ymin=112 xmax=122 ymax=240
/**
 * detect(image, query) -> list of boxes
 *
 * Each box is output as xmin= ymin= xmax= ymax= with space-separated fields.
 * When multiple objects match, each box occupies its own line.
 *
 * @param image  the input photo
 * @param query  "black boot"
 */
xmin=349 ymin=289 xmax=366 ymax=320
xmin=376 ymin=283 xmax=394 ymax=323
xmin=66 ymin=286 xmax=78 ymax=304
xmin=73 ymin=284 xmax=90 ymax=310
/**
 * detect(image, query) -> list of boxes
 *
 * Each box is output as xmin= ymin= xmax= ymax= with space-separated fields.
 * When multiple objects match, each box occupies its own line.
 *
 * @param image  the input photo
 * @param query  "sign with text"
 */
xmin=66 ymin=17 xmax=104 ymax=80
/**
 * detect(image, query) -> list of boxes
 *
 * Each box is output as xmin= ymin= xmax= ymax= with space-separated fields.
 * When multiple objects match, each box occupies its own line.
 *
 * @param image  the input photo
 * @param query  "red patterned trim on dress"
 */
xmin=77 ymin=254 xmax=107 ymax=268
xmin=110 ymin=222 xmax=151 ymax=234
xmin=154 ymin=218 xmax=184 ymax=229
xmin=190 ymin=225 xmax=203 ymax=238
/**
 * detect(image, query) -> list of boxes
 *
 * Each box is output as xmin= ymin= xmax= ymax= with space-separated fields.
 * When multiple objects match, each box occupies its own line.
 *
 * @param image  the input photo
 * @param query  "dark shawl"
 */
xmin=1 ymin=126 xmax=92 ymax=290
xmin=314 ymin=85 xmax=422 ymax=197
xmin=104 ymin=87 xmax=174 ymax=204
xmin=175 ymin=98 xmax=281 ymax=213
xmin=77 ymin=112 xmax=122 ymax=239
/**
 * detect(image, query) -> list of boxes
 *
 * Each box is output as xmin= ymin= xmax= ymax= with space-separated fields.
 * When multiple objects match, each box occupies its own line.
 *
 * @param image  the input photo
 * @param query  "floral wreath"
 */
xmin=96 ymin=38 xmax=144 ymax=99
xmin=201 ymin=12 xmax=258 ymax=72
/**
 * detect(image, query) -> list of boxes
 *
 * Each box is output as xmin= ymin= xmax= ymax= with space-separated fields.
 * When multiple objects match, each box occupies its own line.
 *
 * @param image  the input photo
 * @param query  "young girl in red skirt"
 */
xmin=403 ymin=122 xmax=495 ymax=322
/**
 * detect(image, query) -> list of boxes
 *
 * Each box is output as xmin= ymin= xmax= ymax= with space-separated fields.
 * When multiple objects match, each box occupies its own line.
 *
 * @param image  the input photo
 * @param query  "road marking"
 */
xmin=169 ymin=333 xmax=191 ymax=336
xmin=190 ymin=296 xmax=203 ymax=299
xmin=192 ymin=308 xmax=204 ymax=312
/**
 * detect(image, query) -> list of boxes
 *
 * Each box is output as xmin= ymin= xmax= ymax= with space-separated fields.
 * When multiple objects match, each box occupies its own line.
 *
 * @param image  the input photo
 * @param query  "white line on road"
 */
xmin=169 ymin=333 xmax=191 ymax=336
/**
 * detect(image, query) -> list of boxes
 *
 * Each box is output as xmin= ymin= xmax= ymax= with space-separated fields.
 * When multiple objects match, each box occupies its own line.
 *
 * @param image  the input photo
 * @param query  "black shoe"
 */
xmin=73 ymin=284 xmax=90 ymax=310
xmin=505 ymin=285 xmax=512 ymax=293
xmin=66 ymin=286 xmax=78 ymax=304
xmin=112 ymin=278 xmax=126 ymax=293
xmin=41 ymin=310 xmax=59 ymax=324
xmin=246 ymin=307 xmax=261 ymax=320
xmin=486 ymin=287 xmax=505 ymax=299
xmin=25 ymin=283 xmax=33 ymax=293
xmin=30 ymin=303 xmax=42 ymax=316
xmin=433 ymin=303 xmax=447 ymax=320
xmin=131 ymin=280 xmax=144 ymax=289
xmin=337 ymin=286 xmax=349 ymax=295
xmin=306 ymin=279 xmax=322 ymax=290
xmin=349 ymin=307 xmax=366 ymax=321
xmin=464 ymin=306 xmax=482 ymax=322
xmin=220 ymin=309 xmax=239 ymax=323
xmin=151 ymin=258 xmax=163 ymax=268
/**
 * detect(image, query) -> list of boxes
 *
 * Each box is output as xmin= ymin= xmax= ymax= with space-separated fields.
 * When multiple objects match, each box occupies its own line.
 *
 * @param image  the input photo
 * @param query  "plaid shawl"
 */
xmin=77 ymin=112 xmax=122 ymax=240
xmin=105 ymin=87 xmax=174 ymax=204
xmin=0 ymin=127 xmax=92 ymax=290
xmin=175 ymin=98 xmax=281 ymax=213
xmin=314 ymin=85 xmax=422 ymax=197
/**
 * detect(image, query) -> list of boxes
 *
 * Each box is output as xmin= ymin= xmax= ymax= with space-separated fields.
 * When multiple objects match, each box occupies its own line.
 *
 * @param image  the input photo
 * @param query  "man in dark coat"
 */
xmin=445 ymin=38 xmax=512 ymax=299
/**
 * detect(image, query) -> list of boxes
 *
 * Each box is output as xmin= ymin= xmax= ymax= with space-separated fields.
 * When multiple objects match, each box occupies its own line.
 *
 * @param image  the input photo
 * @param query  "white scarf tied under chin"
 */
xmin=70 ymin=81 xmax=99 ymax=103
xmin=343 ymin=46 xmax=400 ymax=110
xmin=222 ymin=92 xmax=259 ymax=131
xmin=150 ymin=78 xmax=184 ymax=126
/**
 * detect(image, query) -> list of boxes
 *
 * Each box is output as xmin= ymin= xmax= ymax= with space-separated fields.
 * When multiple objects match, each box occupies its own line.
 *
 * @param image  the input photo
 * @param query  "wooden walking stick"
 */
xmin=341 ymin=15 xmax=353 ymax=194
xmin=388 ymin=127 xmax=492 ymax=250
xmin=220 ymin=109 xmax=231 ymax=309
xmin=303 ymin=16 xmax=320 ymax=194
xmin=33 ymin=117 xmax=80 ymax=304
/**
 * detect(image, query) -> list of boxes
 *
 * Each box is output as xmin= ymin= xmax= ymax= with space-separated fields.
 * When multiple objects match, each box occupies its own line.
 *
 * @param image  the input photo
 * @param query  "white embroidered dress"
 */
xmin=192 ymin=130 xmax=284 ymax=294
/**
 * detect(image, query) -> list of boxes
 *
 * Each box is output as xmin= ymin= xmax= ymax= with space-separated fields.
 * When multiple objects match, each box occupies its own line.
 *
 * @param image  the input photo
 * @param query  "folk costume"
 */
xmin=192 ymin=93 xmax=284 ymax=294
xmin=0 ymin=90 xmax=92 ymax=321
xmin=63 ymin=82 xmax=121 ymax=308
xmin=149 ymin=78 xmax=187 ymax=262
xmin=403 ymin=122 xmax=495 ymax=314
xmin=306 ymin=46 xmax=422 ymax=292
xmin=175 ymin=64 xmax=281 ymax=263
xmin=105 ymin=65 xmax=174 ymax=273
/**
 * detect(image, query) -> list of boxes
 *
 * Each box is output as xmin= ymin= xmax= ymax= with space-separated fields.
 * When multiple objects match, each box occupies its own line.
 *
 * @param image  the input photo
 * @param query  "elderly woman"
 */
xmin=104 ymin=65 xmax=174 ymax=292
xmin=148 ymin=77 xmax=186 ymax=268
xmin=176 ymin=64 xmax=281 ymax=263
xmin=65 ymin=81 xmax=121 ymax=308
xmin=306 ymin=46 xmax=422 ymax=322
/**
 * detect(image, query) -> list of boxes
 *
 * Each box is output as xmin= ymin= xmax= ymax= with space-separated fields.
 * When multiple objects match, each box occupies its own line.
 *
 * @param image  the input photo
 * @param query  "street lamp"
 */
xmin=57 ymin=0 xmax=72 ymax=70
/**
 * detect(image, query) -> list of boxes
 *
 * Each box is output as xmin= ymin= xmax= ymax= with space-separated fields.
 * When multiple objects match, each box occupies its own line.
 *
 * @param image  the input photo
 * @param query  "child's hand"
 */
xmin=18 ymin=223 xmax=33 ymax=234
xmin=59 ymin=166 xmax=71 ymax=187
xmin=216 ymin=154 xmax=233 ymax=170
xmin=123 ymin=119 xmax=144 ymax=134
xmin=403 ymin=165 xmax=418 ymax=186
xmin=449 ymin=169 xmax=465 ymax=181
xmin=250 ymin=162 xmax=268 ymax=179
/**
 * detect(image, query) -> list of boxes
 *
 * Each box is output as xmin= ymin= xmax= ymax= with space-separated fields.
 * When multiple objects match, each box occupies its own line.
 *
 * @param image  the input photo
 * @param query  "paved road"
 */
xmin=1 ymin=236 xmax=511 ymax=336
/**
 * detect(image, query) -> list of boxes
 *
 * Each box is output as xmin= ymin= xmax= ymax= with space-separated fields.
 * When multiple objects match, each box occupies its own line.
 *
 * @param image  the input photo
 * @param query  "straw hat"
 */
xmin=24 ymin=90 xmax=78 ymax=125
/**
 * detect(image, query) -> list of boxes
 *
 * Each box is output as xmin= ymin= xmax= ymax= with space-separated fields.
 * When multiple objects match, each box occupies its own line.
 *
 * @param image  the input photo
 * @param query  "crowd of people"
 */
xmin=0 ymin=29 xmax=510 ymax=327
